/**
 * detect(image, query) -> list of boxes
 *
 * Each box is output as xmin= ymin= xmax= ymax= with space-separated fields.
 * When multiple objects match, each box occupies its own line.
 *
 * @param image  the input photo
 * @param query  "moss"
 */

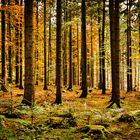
xmin=0 ymin=115 xmax=5 ymax=129
xmin=77 ymin=125 xmax=110 ymax=139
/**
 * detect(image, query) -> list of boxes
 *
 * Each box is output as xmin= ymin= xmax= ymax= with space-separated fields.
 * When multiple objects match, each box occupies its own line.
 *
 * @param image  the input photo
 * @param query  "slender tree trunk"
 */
xmin=101 ymin=0 xmax=106 ymax=94
xmin=22 ymin=0 xmax=35 ymax=106
xmin=79 ymin=0 xmax=88 ymax=98
xmin=15 ymin=0 xmax=20 ymax=87
xmin=1 ymin=0 xmax=6 ymax=82
xmin=98 ymin=0 xmax=102 ymax=89
xmin=19 ymin=0 xmax=24 ymax=89
xmin=90 ymin=15 xmax=94 ymax=88
xmin=8 ymin=0 xmax=13 ymax=83
xmin=109 ymin=0 xmax=115 ymax=102
xmin=77 ymin=23 xmax=80 ymax=86
xmin=67 ymin=0 xmax=73 ymax=90
xmin=1 ymin=0 xmax=7 ymax=92
xmin=43 ymin=0 xmax=48 ymax=90
xmin=127 ymin=0 xmax=132 ymax=92
xmin=63 ymin=0 xmax=68 ymax=87
xmin=48 ymin=8 xmax=52 ymax=84
xmin=35 ymin=0 xmax=39 ymax=85
xmin=55 ymin=0 xmax=62 ymax=104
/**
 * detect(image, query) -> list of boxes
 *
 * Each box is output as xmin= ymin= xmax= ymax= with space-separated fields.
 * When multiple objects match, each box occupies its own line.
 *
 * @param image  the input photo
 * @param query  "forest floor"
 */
xmin=0 ymin=84 xmax=140 ymax=140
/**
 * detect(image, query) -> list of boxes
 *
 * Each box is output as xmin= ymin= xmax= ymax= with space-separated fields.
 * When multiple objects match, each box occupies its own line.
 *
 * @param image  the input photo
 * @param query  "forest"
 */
xmin=0 ymin=0 xmax=140 ymax=139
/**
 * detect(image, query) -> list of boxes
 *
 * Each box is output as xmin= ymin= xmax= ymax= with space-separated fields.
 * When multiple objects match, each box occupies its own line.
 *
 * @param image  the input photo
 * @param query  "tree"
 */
xmin=19 ymin=0 xmax=24 ymax=89
xmin=63 ymin=0 xmax=68 ymax=87
xmin=7 ymin=0 xmax=14 ymax=84
xmin=67 ymin=0 xmax=73 ymax=90
xmin=35 ymin=0 xmax=39 ymax=85
xmin=43 ymin=0 xmax=48 ymax=90
xmin=21 ymin=0 xmax=35 ymax=106
xmin=127 ymin=0 xmax=132 ymax=92
xmin=54 ymin=0 xmax=62 ymax=104
xmin=1 ymin=0 xmax=6 ymax=82
xmin=79 ymin=0 xmax=88 ymax=98
xmin=15 ymin=0 xmax=20 ymax=87
xmin=101 ymin=0 xmax=106 ymax=94
xmin=97 ymin=0 xmax=102 ymax=89
xmin=108 ymin=0 xmax=121 ymax=108
xmin=1 ymin=0 xmax=8 ymax=92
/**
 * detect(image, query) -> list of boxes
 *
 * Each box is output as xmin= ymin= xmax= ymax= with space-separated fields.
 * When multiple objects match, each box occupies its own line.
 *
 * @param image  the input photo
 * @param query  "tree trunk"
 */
xmin=21 ymin=0 xmax=35 ymax=106
xmin=35 ymin=0 xmax=39 ymax=85
xmin=98 ymin=0 xmax=102 ymax=89
xmin=19 ymin=0 xmax=24 ymax=89
xmin=79 ymin=0 xmax=88 ymax=98
xmin=1 ymin=0 xmax=6 ymax=83
xmin=109 ymin=0 xmax=115 ymax=102
xmin=77 ymin=23 xmax=80 ymax=86
xmin=43 ymin=0 xmax=48 ymax=90
xmin=67 ymin=0 xmax=73 ymax=90
xmin=108 ymin=0 xmax=121 ymax=108
xmin=101 ymin=0 xmax=106 ymax=94
xmin=15 ymin=0 xmax=20 ymax=87
xmin=55 ymin=0 xmax=62 ymax=104
xmin=90 ymin=15 xmax=94 ymax=88
xmin=7 ymin=0 xmax=13 ymax=83
xmin=127 ymin=0 xmax=132 ymax=92
xmin=63 ymin=0 xmax=68 ymax=87
xmin=48 ymin=8 xmax=52 ymax=85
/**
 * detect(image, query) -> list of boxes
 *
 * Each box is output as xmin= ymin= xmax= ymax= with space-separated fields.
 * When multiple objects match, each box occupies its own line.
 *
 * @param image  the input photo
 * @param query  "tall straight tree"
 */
xmin=21 ymin=0 xmax=35 ymax=106
xmin=101 ymin=0 xmax=106 ymax=94
xmin=55 ymin=0 xmax=62 ymax=104
xmin=48 ymin=8 xmax=52 ymax=84
xmin=127 ymin=0 xmax=132 ymax=92
xmin=43 ymin=0 xmax=48 ymax=90
xmin=1 ymin=0 xmax=6 ymax=83
xmin=109 ymin=0 xmax=115 ymax=102
xmin=98 ymin=0 xmax=102 ymax=89
xmin=19 ymin=0 xmax=24 ymax=89
xmin=35 ymin=0 xmax=39 ymax=85
xmin=67 ymin=0 xmax=73 ymax=90
xmin=63 ymin=0 xmax=68 ymax=87
xmin=7 ymin=0 xmax=14 ymax=83
xmin=79 ymin=0 xmax=88 ymax=98
xmin=15 ymin=0 xmax=20 ymax=87
xmin=90 ymin=14 xmax=94 ymax=88
xmin=108 ymin=0 xmax=120 ymax=108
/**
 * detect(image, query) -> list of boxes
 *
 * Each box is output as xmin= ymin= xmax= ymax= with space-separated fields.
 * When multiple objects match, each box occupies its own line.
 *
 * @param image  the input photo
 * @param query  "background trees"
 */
xmin=0 ymin=0 xmax=140 ymax=106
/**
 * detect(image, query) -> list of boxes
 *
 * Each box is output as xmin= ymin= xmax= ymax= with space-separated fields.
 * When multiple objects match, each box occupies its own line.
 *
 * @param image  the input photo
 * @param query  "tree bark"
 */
xmin=79 ymin=0 xmax=88 ymax=98
xmin=19 ymin=0 xmax=24 ymax=89
xmin=108 ymin=0 xmax=121 ymax=108
xmin=67 ymin=0 xmax=73 ymax=90
xmin=127 ymin=0 xmax=132 ymax=92
xmin=101 ymin=0 xmax=106 ymax=94
xmin=43 ymin=0 xmax=48 ymax=90
xmin=55 ymin=0 xmax=62 ymax=104
xmin=21 ymin=0 xmax=35 ymax=106
xmin=98 ymin=0 xmax=102 ymax=89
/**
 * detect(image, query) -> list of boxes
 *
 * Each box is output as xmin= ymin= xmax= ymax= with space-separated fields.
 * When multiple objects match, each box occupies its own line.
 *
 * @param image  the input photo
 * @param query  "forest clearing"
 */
xmin=0 ymin=85 xmax=140 ymax=139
